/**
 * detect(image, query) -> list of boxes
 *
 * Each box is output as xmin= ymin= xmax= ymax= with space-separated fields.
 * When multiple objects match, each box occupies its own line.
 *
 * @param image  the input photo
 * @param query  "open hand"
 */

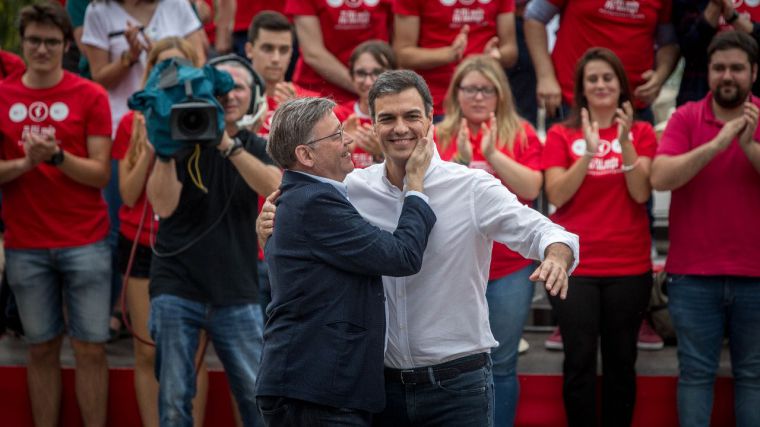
xmin=581 ymin=108 xmax=600 ymax=155
xmin=480 ymin=113 xmax=498 ymax=159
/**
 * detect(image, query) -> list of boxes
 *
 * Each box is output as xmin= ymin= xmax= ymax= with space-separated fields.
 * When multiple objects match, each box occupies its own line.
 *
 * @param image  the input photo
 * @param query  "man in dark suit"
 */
xmin=254 ymin=97 xmax=437 ymax=426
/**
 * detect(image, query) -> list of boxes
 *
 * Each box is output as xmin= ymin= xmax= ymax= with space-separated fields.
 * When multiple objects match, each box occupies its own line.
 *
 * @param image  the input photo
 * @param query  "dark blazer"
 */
xmin=255 ymin=170 xmax=436 ymax=413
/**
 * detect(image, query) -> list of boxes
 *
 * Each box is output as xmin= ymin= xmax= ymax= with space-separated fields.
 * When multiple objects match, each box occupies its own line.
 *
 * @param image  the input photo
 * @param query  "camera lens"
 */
xmin=179 ymin=110 xmax=209 ymax=135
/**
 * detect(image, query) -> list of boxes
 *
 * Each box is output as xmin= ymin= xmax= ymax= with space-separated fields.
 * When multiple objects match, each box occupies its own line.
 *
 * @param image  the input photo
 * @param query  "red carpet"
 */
xmin=0 ymin=367 xmax=736 ymax=426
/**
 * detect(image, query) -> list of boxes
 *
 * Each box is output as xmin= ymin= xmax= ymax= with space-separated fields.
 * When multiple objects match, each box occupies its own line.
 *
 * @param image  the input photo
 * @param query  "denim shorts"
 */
xmin=5 ymin=239 xmax=112 ymax=344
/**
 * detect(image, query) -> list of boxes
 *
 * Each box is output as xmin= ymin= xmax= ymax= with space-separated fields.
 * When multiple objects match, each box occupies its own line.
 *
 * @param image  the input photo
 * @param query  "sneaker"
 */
xmin=518 ymin=337 xmax=530 ymax=354
xmin=637 ymin=320 xmax=664 ymax=350
xmin=544 ymin=327 xmax=563 ymax=351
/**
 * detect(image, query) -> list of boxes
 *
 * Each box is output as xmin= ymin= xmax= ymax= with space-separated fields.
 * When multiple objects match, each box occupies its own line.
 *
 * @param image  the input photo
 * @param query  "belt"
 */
xmin=384 ymin=353 xmax=488 ymax=385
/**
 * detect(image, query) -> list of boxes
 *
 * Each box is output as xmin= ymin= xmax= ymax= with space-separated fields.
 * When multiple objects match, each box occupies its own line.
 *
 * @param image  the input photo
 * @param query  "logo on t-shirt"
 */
xmin=50 ymin=102 xmax=69 ymax=122
xmin=328 ymin=0 xmax=376 ymax=7
xmin=29 ymin=102 xmax=49 ymax=122
xmin=735 ymin=0 xmax=760 ymax=7
xmin=441 ymin=0 xmax=491 ymax=5
xmin=600 ymin=0 xmax=644 ymax=20
xmin=9 ymin=103 xmax=27 ymax=123
xmin=452 ymin=7 xmax=486 ymax=24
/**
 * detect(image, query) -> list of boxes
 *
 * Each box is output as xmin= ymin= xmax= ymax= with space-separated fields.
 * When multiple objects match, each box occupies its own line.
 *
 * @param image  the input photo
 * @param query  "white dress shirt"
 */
xmin=345 ymin=147 xmax=579 ymax=369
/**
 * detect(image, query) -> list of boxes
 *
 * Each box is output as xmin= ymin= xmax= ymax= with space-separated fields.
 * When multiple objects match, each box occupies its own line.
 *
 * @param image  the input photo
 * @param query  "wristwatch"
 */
xmin=221 ymin=137 xmax=244 ymax=159
xmin=46 ymin=148 xmax=65 ymax=166
xmin=727 ymin=10 xmax=740 ymax=24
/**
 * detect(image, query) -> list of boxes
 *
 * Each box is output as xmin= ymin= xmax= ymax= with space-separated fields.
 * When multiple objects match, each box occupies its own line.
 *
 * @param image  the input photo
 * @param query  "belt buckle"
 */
xmin=399 ymin=369 xmax=416 ymax=384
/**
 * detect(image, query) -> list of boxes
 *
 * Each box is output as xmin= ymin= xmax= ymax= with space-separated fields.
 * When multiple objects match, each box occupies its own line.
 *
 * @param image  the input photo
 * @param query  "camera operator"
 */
xmin=145 ymin=55 xmax=280 ymax=426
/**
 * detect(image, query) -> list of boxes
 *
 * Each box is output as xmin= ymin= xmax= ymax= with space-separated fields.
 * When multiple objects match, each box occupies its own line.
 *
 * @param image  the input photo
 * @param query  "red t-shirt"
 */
xmin=657 ymin=94 xmax=760 ymax=277
xmin=438 ymin=121 xmax=541 ymax=279
xmin=542 ymin=121 xmax=656 ymax=276
xmin=0 ymin=72 xmax=111 ymax=249
xmin=257 ymin=83 xmax=321 ymax=138
xmin=336 ymin=100 xmax=375 ymax=169
xmin=394 ymin=0 xmax=515 ymax=115
xmin=549 ymin=0 xmax=671 ymax=108
xmin=0 ymin=50 xmax=25 ymax=80
xmin=112 ymin=111 xmax=156 ymax=246
xmin=204 ymin=0 xmax=289 ymax=44
xmin=236 ymin=1 xmax=288 ymax=32
xmin=285 ymin=0 xmax=393 ymax=104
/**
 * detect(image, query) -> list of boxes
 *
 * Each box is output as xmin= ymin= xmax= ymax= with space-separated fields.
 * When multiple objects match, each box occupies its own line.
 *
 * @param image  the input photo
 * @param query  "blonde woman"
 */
xmin=112 ymin=37 xmax=208 ymax=427
xmin=437 ymin=54 xmax=543 ymax=427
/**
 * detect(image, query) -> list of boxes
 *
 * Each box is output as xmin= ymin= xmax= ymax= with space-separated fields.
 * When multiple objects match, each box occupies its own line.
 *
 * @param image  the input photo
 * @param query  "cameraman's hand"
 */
xmin=217 ymin=131 xmax=234 ymax=153
xmin=257 ymin=189 xmax=280 ymax=248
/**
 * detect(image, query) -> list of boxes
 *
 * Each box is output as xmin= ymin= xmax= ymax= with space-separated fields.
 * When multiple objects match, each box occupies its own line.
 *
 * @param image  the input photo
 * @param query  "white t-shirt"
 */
xmin=82 ymin=0 xmax=202 ymax=135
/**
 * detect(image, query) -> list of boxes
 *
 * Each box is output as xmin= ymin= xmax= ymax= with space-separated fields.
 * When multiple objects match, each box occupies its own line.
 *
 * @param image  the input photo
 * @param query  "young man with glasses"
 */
xmin=0 ymin=3 xmax=112 ymax=426
xmin=255 ymin=97 xmax=436 ymax=426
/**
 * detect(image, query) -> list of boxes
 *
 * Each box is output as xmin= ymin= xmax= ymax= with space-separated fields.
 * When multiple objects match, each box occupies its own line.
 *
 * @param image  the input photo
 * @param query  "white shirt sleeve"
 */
xmin=81 ymin=3 xmax=110 ymax=51
xmin=472 ymin=172 xmax=580 ymax=273
xmin=171 ymin=0 xmax=203 ymax=36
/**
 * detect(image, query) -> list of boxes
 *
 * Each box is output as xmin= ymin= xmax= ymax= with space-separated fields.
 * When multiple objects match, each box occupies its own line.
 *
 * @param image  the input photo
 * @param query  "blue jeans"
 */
xmin=486 ymin=265 xmax=534 ymax=427
xmin=149 ymin=294 xmax=265 ymax=427
xmin=668 ymin=275 xmax=760 ymax=427
xmin=375 ymin=354 xmax=494 ymax=427
xmin=5 ymin=240 xmax=112 ymax=343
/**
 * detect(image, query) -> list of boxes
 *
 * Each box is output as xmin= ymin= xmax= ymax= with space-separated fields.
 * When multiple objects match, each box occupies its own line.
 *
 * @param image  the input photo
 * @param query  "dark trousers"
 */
xmin=257 ymin=396 xmax=372 ymax=427
xmin=548 ymin=273 xmax=652 ymax=427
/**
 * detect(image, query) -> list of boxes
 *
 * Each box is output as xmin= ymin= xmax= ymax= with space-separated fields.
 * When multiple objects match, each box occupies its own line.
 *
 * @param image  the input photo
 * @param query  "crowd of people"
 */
xmin=0 ymin=0 xmax=758 ymax=427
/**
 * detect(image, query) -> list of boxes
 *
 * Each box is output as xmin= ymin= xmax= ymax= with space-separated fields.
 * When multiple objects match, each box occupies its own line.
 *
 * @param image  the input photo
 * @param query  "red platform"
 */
xmin=0 ymin=367 xmax=736 ymax=426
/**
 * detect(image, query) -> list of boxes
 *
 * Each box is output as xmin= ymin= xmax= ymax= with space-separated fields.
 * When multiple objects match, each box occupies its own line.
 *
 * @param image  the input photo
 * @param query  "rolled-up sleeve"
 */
xmin=473 ymin=172 xmax=580 ymax=274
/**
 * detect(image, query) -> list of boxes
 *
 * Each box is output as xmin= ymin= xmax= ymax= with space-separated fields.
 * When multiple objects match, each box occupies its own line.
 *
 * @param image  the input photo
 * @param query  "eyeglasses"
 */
xmin=353 ymin=68 xmax=385 ymax=80
xmin=458 ymin=85 xmax=497 ymax=98
xmin=23 ymin=36 xmax=64 ymax=49
xmin=305 ymin=127 xmax=344 ymax=145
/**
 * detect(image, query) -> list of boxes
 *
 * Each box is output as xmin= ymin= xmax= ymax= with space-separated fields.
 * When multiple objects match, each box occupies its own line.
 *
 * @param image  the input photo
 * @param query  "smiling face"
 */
xmin=306 ymin=112 xmax=355 ymax=181
xmin=216 ymin=65 xmax=252 ymax=124
xmin=457 ymin=70 xmax=498 ymax=125
xmin=582 ymin=59 xmax=621 ymax=111
xmin=372 ymin=88 xmax=432 ymax=168
xmin=709 ymin=48 xmax=757 ymax=109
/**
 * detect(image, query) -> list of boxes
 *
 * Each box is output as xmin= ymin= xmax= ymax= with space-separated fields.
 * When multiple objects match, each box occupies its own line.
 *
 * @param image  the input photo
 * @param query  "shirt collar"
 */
xmin=292 ymin=170 xmax=349 ymax=200
xmin=703 ymin=92 xmax=760 ymax=124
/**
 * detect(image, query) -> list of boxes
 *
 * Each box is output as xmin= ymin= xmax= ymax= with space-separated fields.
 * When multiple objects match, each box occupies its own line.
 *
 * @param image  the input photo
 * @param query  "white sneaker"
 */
xmin=518 ymin=337 xmax=529 ymax=354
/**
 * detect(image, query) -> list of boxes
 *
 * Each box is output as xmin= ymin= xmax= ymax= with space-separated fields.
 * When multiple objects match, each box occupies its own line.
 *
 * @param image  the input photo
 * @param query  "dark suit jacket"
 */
xmin=255 ymin=170 xmax=436 ymax=412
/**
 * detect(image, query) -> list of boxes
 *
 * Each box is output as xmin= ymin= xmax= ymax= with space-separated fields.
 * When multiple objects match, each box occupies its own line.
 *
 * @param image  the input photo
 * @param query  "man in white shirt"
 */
xmin=258 ymin=70 xmax=578 ymax=427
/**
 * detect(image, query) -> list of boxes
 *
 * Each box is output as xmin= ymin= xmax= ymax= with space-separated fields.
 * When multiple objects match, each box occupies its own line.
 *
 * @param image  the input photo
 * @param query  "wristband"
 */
xmin=621 ymin=158 xmax=640 ymax=172
xmin=452 ymin=153 xmax=470 ymax=166
xmin=221 ymin=137 xmax=244 ymax=159
xmin=46 ymin=148 xmax=64 ymax=166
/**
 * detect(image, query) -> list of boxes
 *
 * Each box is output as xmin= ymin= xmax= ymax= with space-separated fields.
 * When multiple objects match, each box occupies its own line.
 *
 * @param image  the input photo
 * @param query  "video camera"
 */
xmin=128 ymin=57 xmax=235 ymax=158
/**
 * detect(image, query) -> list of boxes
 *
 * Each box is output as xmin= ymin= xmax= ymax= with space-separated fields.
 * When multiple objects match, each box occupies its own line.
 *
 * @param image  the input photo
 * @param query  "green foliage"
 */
xmin=0 ymin=0 xmax=36 ymax=54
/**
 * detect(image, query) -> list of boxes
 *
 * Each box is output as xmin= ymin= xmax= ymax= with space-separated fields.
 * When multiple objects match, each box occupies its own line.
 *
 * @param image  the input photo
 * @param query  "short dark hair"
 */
xmin=248 ymin=11 xmax=292 ymax=44
xmin=18 ymin=1 xmax=74 ymax=43
xmin=708 ymin=30 xmax=759 ymax=66
xmin=268 ymin=97 xmax=336 ymax=169
xmin=368 ymin=70 xmax=434 ymax=120
xmin=567 ymin=47 xmax=631 ymax=129
xmin=348 ymin=40 xmax=397 ymax=73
